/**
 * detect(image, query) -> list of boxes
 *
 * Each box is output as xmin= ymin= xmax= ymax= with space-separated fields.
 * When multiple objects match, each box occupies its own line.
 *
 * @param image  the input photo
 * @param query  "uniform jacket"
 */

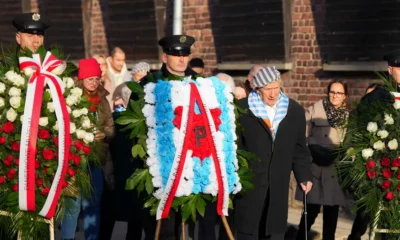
xmin=234 ymin=97 xmax=312 ymax=237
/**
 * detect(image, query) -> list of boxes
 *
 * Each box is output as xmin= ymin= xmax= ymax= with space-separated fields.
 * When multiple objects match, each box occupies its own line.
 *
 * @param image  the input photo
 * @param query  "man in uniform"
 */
xmin=12 ymin=12 xmax=49 ymax=53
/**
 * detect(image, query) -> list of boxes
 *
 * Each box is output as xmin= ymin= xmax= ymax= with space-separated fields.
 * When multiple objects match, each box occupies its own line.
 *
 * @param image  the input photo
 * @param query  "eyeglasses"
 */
xmin=84 ymin=77 xmax=101 ymax=84
xmin=329 ymin=91 xmax=345 ymax=97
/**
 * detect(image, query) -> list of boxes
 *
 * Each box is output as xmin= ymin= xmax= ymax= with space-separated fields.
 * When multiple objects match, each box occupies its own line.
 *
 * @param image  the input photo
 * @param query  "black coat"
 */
xmin=234 ymin=97 xmax=312 ymax=237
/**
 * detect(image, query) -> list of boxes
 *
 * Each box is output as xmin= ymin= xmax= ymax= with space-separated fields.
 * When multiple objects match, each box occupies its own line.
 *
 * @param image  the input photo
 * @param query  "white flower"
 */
xmin=72 ymin=110 xmax=82 ymax=118
xmin=6 ymin=108 xmax=17 ymax=122
xmin=6 ymin=71 xmax=25 ymax=86
xmin=65 ymin=78 xmax=75 ymax=89
xmin=53 ymin=121 xmax=58 ymax=131
xmin=0 ymin=98 xmax=4 ymax=108
xmin=67 ymin=106 xmax=71 ymax=114
xmin=76 ymin=129 xmax=86 ymax=139
xmin=9 ymin=96 xmax=21 ymax=109
xmin=388 ymin=139 xmax=398 ymax=150
xmin=377 ymin=130 xmax=389 ymax=139
xmin=39 ymin=117 xmax=48 ymax=127
xmin=23 ymin=67 xmax=34 ymax=76
xmin=82 ymin=117 xmax=91 ymax=129
xmin=70 ymin=122 xmax=76 ymax=134
xmin=80 ymin=108 xmax=88 ymax=115
xmin=47 ymin=102 xmax=55 ymax=113
xmin=84 ymin=132 xmax=94 ymax=143
xmin=0 ymin=83 xmax=5 ymax=94
xmin=384 ymin=113 xmax=394 ymax=125
xmin=394 ymin=99 xmax=400 ymax=110
xmin=367 ymin=122 xmax=378 ymax=133
xmin=70 ymin=87 xmax=83 ymax=97
xmin=373 ymin=140 xmax=385 ymax=151
xmin=20 ymin=115 xmax=24 ymax=123
xmin=8 ymin=87 xmax=21 ymax=97
xmin=66 ymin=95 xmax=79 ymax=106
xmin=361 ymin=148 xmax=374 ymax=159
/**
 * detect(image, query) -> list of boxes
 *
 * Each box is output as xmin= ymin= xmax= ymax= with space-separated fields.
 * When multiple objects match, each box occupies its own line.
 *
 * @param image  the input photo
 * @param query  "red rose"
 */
xmin=11 ymin=141 xmax=20 ymax=152
xmin=7 ymin=169 xmax=16 ymax=179
xmin=73 ymin=155 xmax=81 ymax=166
xmin=3 ymin=155 xmax=14 ymax=166
xmin=0 ymin=137 xmax=6 ymax=145
xmin=67 ymin=168 xmax=76 ymax=177
xmin=53 ymin=137 xmax=58 ymax=146
xmin=366 ymin=160 xmax=376 ymax=170
xmin=42 ymin=149 xmax=54 ymax=160
xmin=0 ymin=176 xmax=5 ymax=184
xmin=15 ymin=158 xmax=19 ymax=166
xmin=3 ymin=122 xmax=14 ymax=133
xmin=393 ymin=158 xmax=400 ymax=167
xmin=61 ymin=180 xmax=68 ymax=189
xmin=40 ymin=187 xmax=50 ymax=195
xmin=367 ymin=171 xmax=376 ymax=179
xmin=386 ymin=191 xmax=394 ymax=201
xmin=83 ymin=145 xmax=91 ymax=156
xmin=381 ymin=157 xmax=391 ymax=167
xmin=12 ymin=184 xmax=18 ymax=192
xmin=382 ymin=168 xmax=393 ymax=178
xmin=398 ymin=183 xmax=400 ymax=191
xmin=38 ymin=129 xmax=51 ymax=139
xmin=35 ymin=159 xmax=40 ymax=169
xmin=74 ymin=141 xmax=84 ymax=151
xmin=90 ymin=105 xmax=96 ymax=112
xmin=382 ymin=180 xmax=391 ymax=190
xmin=36 ymin=178 xmax=43 ymax=187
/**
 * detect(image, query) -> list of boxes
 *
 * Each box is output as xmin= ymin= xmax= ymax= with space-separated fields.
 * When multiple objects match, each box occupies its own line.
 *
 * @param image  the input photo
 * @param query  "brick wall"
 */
xmin=90 ymin=0 xmax=109 ymax=57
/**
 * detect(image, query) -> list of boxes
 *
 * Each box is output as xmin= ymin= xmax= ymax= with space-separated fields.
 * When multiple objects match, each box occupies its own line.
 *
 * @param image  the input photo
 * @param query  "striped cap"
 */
xmin=253 ymin=66 xmax=281 ymax=88
xmin=131 ymin=62 xmax=150 ymax=74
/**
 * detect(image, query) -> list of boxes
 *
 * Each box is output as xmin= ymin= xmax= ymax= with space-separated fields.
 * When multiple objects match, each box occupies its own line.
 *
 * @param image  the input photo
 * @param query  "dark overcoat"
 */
xmin=234 ymin=97 xmax=312 ymax=238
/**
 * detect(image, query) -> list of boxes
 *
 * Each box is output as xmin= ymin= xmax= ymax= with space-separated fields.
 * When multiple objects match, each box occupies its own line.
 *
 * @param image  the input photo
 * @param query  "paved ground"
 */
xmin=56 ymin=207 xmax=369 ymax=240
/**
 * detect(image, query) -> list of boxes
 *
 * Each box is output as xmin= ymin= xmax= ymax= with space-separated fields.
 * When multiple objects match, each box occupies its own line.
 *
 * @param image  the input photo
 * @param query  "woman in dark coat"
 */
xmin=234 ymin=66 xmax=313 ymax=240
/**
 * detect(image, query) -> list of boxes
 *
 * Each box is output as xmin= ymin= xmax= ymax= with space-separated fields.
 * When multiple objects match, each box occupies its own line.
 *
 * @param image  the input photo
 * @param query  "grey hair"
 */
xmin=216 ymin=73 xmax=235 ymax=92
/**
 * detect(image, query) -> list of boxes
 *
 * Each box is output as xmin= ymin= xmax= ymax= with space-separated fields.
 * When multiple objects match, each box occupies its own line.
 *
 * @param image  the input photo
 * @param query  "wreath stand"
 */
xmin=154 ymin=215 xmax=234 ymax=240
xmin=369 ymin=203 xmax=400 ymax=240
xmin=0 ymin=210 xmax=54 ymax=240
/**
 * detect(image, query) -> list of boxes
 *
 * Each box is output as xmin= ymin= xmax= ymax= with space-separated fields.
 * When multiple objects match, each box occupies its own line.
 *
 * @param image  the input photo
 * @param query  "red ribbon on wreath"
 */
xmin=18 ymin=52 xmax=71 ymax=218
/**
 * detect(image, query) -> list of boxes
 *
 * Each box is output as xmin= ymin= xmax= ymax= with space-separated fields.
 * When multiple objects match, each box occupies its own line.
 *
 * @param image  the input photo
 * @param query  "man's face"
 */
xmin=16 ymin=32 xmax=44 ymax=53
xmin=109 ymin=52 xmax=126 ymax=73
xmin=257 ymin=81 xmax=281 ymax=106
xmin=162 ymin=53 xmax=190 ymax=76
xmin=83 ymin=76 xmax=101 ymax=92
xmin=389 ymin=66 xmax=400 ymax=84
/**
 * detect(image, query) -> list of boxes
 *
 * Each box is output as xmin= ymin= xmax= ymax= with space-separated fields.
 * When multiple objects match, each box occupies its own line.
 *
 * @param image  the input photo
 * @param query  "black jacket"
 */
xmin=234 ymin=97 xmax=312 ymax=237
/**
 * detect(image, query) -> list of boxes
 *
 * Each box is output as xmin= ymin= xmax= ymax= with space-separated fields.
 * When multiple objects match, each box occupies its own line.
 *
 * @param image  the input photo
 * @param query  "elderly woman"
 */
xmin=295 ymin=80 xmax=349 ymax=240
xmin=235 ymin=66 xmax=312 ymax=240
xmin=61 ymin=58 xmax=114 ymax=240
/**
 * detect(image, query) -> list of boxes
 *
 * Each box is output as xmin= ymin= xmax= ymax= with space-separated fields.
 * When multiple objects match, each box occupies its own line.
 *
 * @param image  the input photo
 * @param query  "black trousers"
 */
xmin=348 ymin=207 xmax=371 ymax=240
xmin=297 ymin=204 xmax=339 ymax=240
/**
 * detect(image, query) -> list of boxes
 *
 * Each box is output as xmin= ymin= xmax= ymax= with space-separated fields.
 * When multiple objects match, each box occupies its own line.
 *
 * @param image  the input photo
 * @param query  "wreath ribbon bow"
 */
xmin=18 ymin=52 xmax=71 ymax=218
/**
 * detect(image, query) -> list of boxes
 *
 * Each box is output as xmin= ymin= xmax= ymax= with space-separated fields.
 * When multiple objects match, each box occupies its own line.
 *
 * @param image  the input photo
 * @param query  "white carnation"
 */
xmin=0 ymin=98 xmax=4 ymax=108
xmin=76 ymin=129 xmax=86 ymax=139
xmin=9 ymin=96 xmax=21 ymax=109
xmin=394 ymin=99 xmax=400 ymax=110
xmin=47 ymin=102 xmax=55 ymax=113
xmin=70 ymin=87 xmax=83 ymax=97
xmin=67 ymin=106 xmax=71 ymax=114
xmin=84 ymin=132 xmax=94 ymax=143
xmin=373 ymin=140 xmax=385 ymax=151
xmin=361 ymin=148 xmax=374 ymax=159
xmin=20 ymin=115 xmax=24 ymax=123
xmin=367 ymin=122 xmax=378 ymax=133
xmin=39 ymin=117 xmax=48 ymax=127
xmin=8 ymin=87 xmax=21 ymax=97
xmin=80 ymin=108 xmax=88 ymax=115
xmin=388 ymin=139 xmax=398 ymax=150
xmin=66 ymin=95 xmax=79 ymax=106
xmin=72 ymin=110 xmax=82 ymax=118
xmin=70 ymin=122 xmax=76 ymax=134
xmin=6 ymin=108 xmax=17 ymax=122
xmin=0 ymin=83 xmax=5 ymax=94
xmin=23 ymin=67 xmax=34 ymax=76
xmin=384 ymin=113 xmax=394 ymax=125
xmin=53 ymin=121 xmax=58 ymax=131
xmin=82 ymin=117 xmax=91 ymax=129
xmin=377 ymin=130 xmax=389 ymax=139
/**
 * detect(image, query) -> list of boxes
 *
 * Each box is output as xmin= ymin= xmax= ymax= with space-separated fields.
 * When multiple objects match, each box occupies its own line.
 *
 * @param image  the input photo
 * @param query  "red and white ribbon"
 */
xmin=18 ymin=52 xmax=71 ymax=219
